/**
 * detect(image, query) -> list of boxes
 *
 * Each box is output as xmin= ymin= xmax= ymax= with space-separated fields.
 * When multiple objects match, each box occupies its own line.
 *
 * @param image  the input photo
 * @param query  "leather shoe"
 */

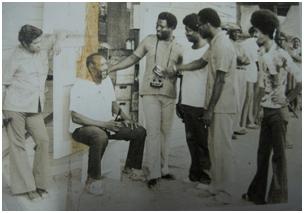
xmin=147 ymin=179 xmax=158 ymax=188
xmin=161 ymin=174 xmax=175 ymax=180
xmin=242 ymin=193 xmax=266 ymax=205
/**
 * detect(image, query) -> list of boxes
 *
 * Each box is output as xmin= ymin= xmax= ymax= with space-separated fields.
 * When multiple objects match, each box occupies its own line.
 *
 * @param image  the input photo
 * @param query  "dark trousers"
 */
xmin=181 ymin=104 xmax=211 ymax=183
xmin=72 ymin=125 xmax=146 ymax=180
xmin=247 ymin=107 xmax=288 ymax=204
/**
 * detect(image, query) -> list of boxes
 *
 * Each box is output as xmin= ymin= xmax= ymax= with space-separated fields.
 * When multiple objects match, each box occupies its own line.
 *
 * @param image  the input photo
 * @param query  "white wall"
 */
xmin=43 ymin=3 xmax=87 ymax=159
xmin=2 ymin=3 xmax=44 ymax=68
xmin=137 ymin=2 xmax=237 ymax=147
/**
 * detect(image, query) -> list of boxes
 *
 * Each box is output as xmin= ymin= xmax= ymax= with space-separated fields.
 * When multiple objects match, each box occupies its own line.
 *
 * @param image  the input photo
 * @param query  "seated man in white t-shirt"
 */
xmin=69 ymin=53 xmax=146 ymax=195
xmin=179 ymin=14 xmax=211 ymax=185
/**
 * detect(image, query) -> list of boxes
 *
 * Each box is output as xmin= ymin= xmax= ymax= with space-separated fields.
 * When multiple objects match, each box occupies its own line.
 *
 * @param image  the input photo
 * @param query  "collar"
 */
xmin=210 ymin=31 xmax=226 ymax=47
xmin=262 ymin=41 xmax=281 ymax=75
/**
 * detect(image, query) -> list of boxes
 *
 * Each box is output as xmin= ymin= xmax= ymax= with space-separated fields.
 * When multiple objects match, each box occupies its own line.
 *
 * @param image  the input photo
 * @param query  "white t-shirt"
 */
xmin=69 ymin=77 xmax=116 ymax=133
xmin=241 ymin=38 xmax=259 ymax=83
xmin=181 ymin=43 xmax=209 ymax=108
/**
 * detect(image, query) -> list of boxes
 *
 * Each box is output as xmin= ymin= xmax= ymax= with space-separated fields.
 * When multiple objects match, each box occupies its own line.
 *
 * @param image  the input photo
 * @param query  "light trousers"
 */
xmin=209 ymin=113 xmax=236 ymax=195
xmin=241 ymin=82 xmax=255 ymax=127
xmin=142 ymin=95 xmax=175 ymax=180
xmin=3 ymin=110 xmax=49 ymax=194
xmin=233 ymin=68 xmax=247 ymax=131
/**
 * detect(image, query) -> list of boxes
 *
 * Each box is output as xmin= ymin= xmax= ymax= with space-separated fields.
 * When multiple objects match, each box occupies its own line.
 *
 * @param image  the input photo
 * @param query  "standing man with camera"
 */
xmin=108 ymin=12 xmax=183 ymax=188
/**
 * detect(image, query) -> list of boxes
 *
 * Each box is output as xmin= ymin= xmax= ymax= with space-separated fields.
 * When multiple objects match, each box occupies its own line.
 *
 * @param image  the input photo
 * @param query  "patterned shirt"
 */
xmin=258 ymin=42 xmax=301 ymax=108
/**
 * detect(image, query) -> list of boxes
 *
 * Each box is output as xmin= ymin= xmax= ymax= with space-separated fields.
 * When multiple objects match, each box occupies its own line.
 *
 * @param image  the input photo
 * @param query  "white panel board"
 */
xmin=53 ymin=43 xmax=83 ymax=159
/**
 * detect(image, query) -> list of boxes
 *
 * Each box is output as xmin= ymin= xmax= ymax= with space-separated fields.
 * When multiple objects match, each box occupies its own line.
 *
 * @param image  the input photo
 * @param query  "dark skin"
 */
xmin=163 ymin=23 xmax=226 ymax=127
xmin=71 ymin=55 xmax=139 ymax=132
xmin=199 ymin=70 xmax=226 ymax=126
xmin=108 ymin=18 xmax=182 ymax=73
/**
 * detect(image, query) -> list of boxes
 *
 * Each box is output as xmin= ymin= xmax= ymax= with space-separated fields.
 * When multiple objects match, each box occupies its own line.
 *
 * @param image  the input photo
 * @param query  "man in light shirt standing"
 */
xmin=178 ymin=14 xmax=211 ymax=185
xmin=164 ymin=8 xmax=238 ymax=203
xmin=3 ymin=25 xmax=62 ymax=200
xmin=108 ymin=12 xmax=183 ymax=188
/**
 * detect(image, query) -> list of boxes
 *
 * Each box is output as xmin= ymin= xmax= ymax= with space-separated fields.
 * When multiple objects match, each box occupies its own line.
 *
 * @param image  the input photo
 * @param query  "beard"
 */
xmin=157 ymin=31 xmax=170 ymax=40
xmin=186 ymin=36 xmax=196 ymax=43
xmin=256 ymin=39 xmax=264 ymax=47
xmin=199 ymin=30 xmax=212 ymax=39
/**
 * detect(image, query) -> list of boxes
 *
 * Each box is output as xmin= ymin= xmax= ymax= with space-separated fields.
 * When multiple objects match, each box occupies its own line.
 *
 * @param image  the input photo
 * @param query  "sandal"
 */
xmin=26 ymin=191 xmax=41 ymax=201
xmin=37 ymin=188 xmax=48 ymax=199
xmin=242 ymin=193 xmax=251 ymax=201
xmin=242 ymin=193 xmax=266 ymax=205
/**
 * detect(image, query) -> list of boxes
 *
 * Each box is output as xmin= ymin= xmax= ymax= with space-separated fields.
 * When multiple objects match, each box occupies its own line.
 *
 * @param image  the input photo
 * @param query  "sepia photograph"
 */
xmin=2 ymin=1 xmax=302 ymax=211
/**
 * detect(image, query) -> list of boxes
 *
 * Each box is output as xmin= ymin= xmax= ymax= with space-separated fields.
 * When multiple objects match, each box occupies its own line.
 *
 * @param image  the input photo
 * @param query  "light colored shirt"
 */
xmin=241 ymin=38 xmax=259 ymax=83
xmin=181 ymin=43 xmax=209 ymax=107
xmin=69 ymin=77 xmax=116 ymax=133
xmin=202 ymin=31 xmax=238 ymax=113
xmin=3 ymin=36 xmax=54 ymax=113
xmin=258 ymin=42 xmax=301 ymax=109
xmin=133 ymin=34 xmax=183 ymax=98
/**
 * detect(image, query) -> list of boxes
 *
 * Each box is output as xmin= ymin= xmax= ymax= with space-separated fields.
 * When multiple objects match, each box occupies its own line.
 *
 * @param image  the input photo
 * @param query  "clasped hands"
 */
xmin=104 ymin=119 xmax=139 ymax=132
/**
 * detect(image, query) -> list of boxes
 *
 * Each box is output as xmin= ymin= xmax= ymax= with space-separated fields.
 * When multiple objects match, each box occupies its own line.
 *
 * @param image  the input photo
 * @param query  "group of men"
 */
xmin=69 ymin=7 xmax=301 ymax=205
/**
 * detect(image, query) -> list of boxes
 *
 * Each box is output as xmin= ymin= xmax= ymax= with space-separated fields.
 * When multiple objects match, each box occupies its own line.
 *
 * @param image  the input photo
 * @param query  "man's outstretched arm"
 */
xmin=108 ymin=54 xmax=140 ymax=73
xmin=162 ymin=58 xmax=208 ymax=78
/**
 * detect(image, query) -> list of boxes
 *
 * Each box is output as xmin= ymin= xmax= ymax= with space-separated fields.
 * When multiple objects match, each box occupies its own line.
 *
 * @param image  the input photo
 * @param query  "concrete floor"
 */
xmin=2 ymin=112 xmax=302 ymax=211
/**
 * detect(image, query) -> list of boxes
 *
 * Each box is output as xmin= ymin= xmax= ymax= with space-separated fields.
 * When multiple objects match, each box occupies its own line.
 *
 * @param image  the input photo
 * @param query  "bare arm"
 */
xmin=177 ymin=58 xmax=208 ymax=72
xmin=71 ymin=111 xmax=122 ymax=132
xmin=71 ymin=111 xmax=107 ymax=128
xmin=112 ymin=101 xmax=131 ymax=121
xmin=162 ymin=58 xmax=207 ymax=78
xmin=207 ymin=70 xmax=225 ymax=112
xmin=108 ymin=54 xmax=140 ymax=73
xmin=287 ymin=47 xmax=301 ymax=63
xmin=254 ymin=87 xmax=265 ymax=124
xmin=273 ymin=82 xmax=302 ymax=105
xmin=286 ymin=82 xmax=301 ymax=102
xmin=112 ymin=101 xmax=139 ymax=129
xmin=289 ymin=51 xmax=302 ymax=63
xmin=200 ymin=70 xmax=225 ymax=126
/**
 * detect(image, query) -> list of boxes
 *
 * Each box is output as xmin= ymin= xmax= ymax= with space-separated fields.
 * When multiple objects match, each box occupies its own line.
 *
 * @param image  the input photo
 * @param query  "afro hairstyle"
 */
xmin=250 ymin=9 xmax=279 ymax=39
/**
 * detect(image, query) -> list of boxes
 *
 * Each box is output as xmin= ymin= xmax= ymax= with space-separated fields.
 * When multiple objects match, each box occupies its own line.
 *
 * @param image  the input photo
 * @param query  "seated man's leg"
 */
xmin=72 ymin=126 xmax=108 ymax=179
xmin=109 ymin=125 xmax=146 ymax=170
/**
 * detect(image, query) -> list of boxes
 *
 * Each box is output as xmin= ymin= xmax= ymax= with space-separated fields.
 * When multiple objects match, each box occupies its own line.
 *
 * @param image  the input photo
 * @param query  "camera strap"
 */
xmin=154 ymin=39 xmax=174 ymax=67
xmin=178 ymin=75 xmax=183 ymax=104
